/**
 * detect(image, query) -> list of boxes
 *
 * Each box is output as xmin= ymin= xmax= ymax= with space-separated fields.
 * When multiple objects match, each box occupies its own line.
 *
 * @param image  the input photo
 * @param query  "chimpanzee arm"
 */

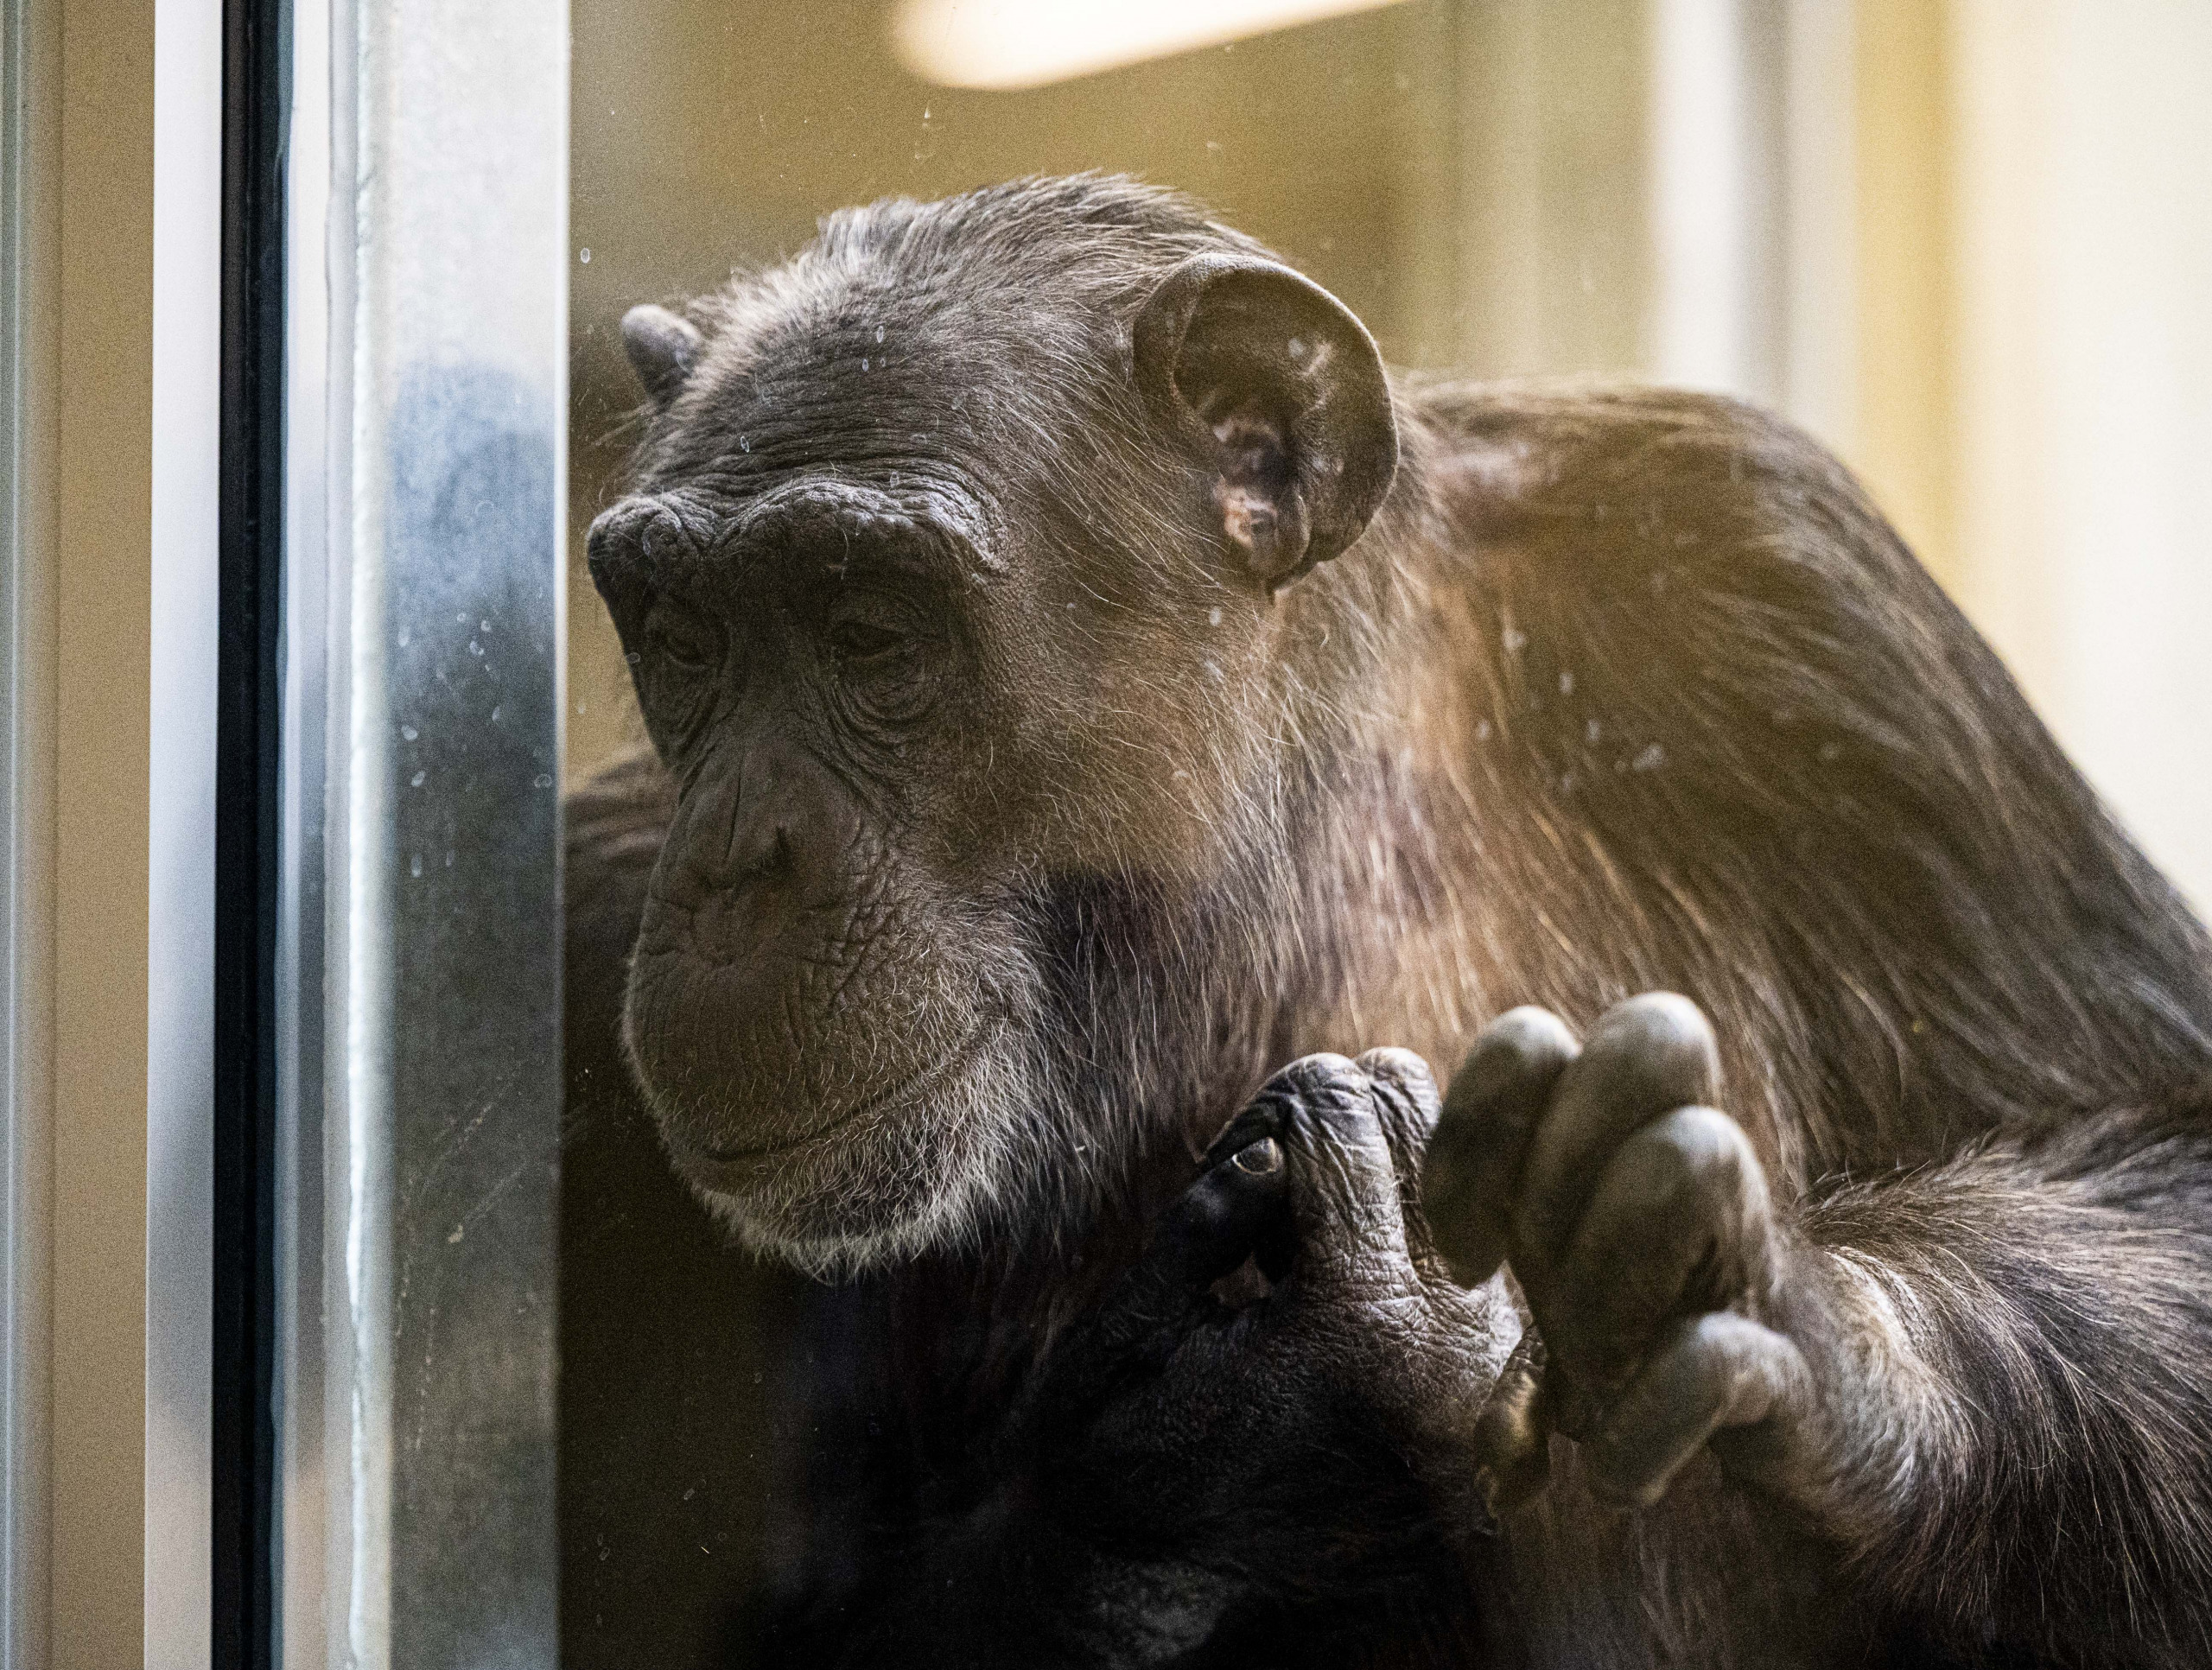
xmin=1790 ymin=1111 xmax=2212 ymax=1659
xmin=1441 ymin=996 xmax=2212 ymax=1667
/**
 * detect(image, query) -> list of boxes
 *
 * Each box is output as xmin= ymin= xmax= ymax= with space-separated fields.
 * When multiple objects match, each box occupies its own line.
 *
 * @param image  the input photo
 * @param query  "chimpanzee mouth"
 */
xmin=673 ymin=1009 xmax=1007 ymax=1171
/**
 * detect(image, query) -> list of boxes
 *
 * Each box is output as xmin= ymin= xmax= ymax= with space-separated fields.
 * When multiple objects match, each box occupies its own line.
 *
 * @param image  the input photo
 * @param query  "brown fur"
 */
xmin=561 ymin=178 xmax=2212 ymax=1667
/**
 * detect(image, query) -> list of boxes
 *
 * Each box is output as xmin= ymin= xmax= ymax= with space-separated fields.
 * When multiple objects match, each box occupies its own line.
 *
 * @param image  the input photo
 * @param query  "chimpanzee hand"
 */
xmin=801 ymin=1052 xmax=1520 ymax=1668
xmin=1423 ymin=994 xmax=1831 ymax=1514
xmin=1020 ymin=1049 xmax=1519 ymax=1607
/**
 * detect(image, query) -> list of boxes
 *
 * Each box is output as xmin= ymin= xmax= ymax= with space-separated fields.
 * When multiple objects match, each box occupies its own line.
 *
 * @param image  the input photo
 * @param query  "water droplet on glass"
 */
xmin=534 ymin=773 xmax=554 ymax=790
xmin=410 ymin=854 xmax=423 ymax=878
xmin=410 ymin=770 xmax=426 ymax=788
xmin=578 ymin=248 xmax=590 ymax=264
xmin=1207 ymin=606 xmax=1223 ymax=626
xmin=401 ymin=724 xmax=418 ymax=741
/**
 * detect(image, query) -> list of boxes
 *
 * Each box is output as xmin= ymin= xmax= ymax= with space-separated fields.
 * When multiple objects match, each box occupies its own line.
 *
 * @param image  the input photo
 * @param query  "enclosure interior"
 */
xmin=551 ymin=0 xmax=2212 ymax=1660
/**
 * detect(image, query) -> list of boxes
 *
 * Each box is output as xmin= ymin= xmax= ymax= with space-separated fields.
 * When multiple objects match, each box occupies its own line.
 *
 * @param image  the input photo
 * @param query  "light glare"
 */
xmin=893 ymin=0 xmax=1414 ymax=92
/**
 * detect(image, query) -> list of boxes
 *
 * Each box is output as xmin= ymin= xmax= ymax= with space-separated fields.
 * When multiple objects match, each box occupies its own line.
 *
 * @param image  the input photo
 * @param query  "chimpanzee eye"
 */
xmin=821 ymin=599 xmax=938 ymax=725
xmin=826 ymin=618 xmax=906 ymax=662
xmin=644 ymin=597 xmax=721 ymax=673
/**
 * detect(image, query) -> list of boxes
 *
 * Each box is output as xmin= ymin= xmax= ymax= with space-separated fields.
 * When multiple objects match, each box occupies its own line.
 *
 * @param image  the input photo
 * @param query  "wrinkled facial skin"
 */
xmin=588 ymin=220 xmax=1397 ymax=1273
xmin=588 ymin=422 xmax=1272 ymax=1273
xmin=590 ymin=474 xmax=1034 ymax=1271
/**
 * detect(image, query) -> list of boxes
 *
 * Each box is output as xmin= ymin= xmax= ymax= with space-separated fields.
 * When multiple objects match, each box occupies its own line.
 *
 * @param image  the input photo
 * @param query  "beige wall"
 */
xmin=565 ymin=0 xmax=1470 ymax=774
xmin=1852 ymin=0 xmax=1958 ymax=589
xmin=1944 ymin=0 xmax=2212 ymax=911
xmin=1850 ymin=1 xmax=2212 ymax=911
xmin=564 ymin=0 xmax=1664 ymax=778
xmin=49 ymin=0 xmax=151 ymax=1663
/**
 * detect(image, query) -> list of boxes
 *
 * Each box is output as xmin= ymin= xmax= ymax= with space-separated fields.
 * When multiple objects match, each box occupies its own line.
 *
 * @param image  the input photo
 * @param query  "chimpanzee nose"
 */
xmin=666 ymin=738 xmax=851 ymax=915
xmin=720 ymin=775 xmax=790 ymax=886
xmin=703 ymin=744 xmax=804 ymax=893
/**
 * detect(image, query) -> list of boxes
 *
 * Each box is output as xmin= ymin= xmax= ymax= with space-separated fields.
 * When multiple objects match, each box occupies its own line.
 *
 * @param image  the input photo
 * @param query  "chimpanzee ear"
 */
xmin=622 ymin=303 xmax=703 ymax=412
xmin=1133 ymin=254 xmax=1398 ymax=593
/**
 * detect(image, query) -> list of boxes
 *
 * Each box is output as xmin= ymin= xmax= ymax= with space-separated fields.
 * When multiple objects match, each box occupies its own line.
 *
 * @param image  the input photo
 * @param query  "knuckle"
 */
xmin=1306 ymin=1101 xmax=1392 ymax=1184
xmin=1641 ymin=1104 xmax=1757 ymax=1192
xmin=1209 ymin=1057 xmax=1372 ymax=1164
xmin=1286 ymin=1064 xmax=1392 ymax=1153
xmin=1572 ymin=994 xmax=1720 ymax=1111
xmin=1484 ymin=1005 xmax=1580 ymax=1058
xmin=1357 ymin=1046 xmax=1442 ymax=1152
xmin=1279 ymin=1051 xmax=1363 ymax=1088
xmin=1356 ymin=1045 xmax=1440 ymax=1111
xmin=1253 ymin=1052 xmax=1366 ymax=1138
xmin=1687 ymin=1306 xmax=1774 ymax=1366
xmin=1589 ymin=991 xmax=1713 ymax=1064
xmin=1451 ymin=1008 xmax=1579 ymax=1104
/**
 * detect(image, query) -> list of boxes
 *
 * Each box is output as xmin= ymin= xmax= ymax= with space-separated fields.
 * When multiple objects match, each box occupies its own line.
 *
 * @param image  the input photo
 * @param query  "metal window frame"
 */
xmin=5 ymin=0 xmax=568 ymax=1665
xmin=271 ymin=3 xmax=569 ymax=1667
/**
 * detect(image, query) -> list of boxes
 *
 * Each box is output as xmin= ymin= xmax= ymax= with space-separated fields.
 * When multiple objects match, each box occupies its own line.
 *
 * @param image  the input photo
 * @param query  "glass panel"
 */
xmin=277 ymin=0 xmax=566 ymax=1664
xmin=224 ymin=2 xmax=2210 ymax=1667
xmin=560 ymin=4 xmax=1752 ymax=1664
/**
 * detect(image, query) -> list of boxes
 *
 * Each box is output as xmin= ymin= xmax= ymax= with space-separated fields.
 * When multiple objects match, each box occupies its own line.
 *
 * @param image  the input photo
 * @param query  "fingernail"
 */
xmin=1229 ymin=1137 xmax=1283 ymax=1177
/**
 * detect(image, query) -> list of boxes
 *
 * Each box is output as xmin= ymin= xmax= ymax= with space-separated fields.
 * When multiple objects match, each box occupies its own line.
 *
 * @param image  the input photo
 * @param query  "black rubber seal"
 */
xmin=213 ymin=0 xmax=286 ymax=1663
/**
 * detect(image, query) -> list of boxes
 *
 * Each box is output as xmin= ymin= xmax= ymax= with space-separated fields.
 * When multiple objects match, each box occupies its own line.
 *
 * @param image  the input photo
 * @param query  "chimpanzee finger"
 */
xmin=1422 ymin=1008 xmax=1580 ymax=1286
xmin=1547 ymin=1106 xmax=1774 ymax=1413
xmin=1515 ymin=994 xmax=1719 ymax=1271
xmin=1472 ymin=1330 xmax=1553 ymax=1515
xmin=1250 ymin=1053 xmax=1417 ymax=1295
xmin=1355 ymin=1047 xmax=1445 ymax=1259
xmin=1583 ymin=1311 xmax=1811 ymax=1510
xmin=1028 ymin=1136 xmax=1289 ymax=1423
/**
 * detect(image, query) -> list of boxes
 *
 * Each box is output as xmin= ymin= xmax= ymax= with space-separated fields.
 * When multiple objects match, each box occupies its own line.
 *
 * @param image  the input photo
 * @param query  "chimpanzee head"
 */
xmin=586 ymin=177 xmax=1399 ymax=1271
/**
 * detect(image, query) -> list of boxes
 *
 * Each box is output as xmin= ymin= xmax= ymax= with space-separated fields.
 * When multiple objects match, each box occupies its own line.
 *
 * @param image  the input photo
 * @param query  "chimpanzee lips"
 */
xmin=666 ymin=1008 xmax=1005 ymax=1172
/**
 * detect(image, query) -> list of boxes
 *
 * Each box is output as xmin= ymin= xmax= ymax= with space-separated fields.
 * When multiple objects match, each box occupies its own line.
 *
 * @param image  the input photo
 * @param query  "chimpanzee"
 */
xmin=558 ymin=175 xmax=2212 ymax=1668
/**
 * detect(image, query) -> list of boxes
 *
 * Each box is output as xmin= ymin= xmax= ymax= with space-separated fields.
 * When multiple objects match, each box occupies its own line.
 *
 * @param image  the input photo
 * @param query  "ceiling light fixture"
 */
xmin=892 ymin=0 xmax=1414 ymax=92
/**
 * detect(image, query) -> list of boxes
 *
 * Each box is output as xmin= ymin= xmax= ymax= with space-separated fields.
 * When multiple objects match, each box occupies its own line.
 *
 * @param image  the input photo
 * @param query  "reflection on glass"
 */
xmin=278 ymin=1 xmax=566 ymax=1666
xmin=562 ymin=3 xmax=1817 ymax=1661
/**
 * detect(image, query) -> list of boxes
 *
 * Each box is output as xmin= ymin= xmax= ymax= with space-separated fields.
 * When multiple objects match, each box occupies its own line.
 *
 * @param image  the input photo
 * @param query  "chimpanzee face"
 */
xmin=587 ymin=202 xmax=1395 ymax=1271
